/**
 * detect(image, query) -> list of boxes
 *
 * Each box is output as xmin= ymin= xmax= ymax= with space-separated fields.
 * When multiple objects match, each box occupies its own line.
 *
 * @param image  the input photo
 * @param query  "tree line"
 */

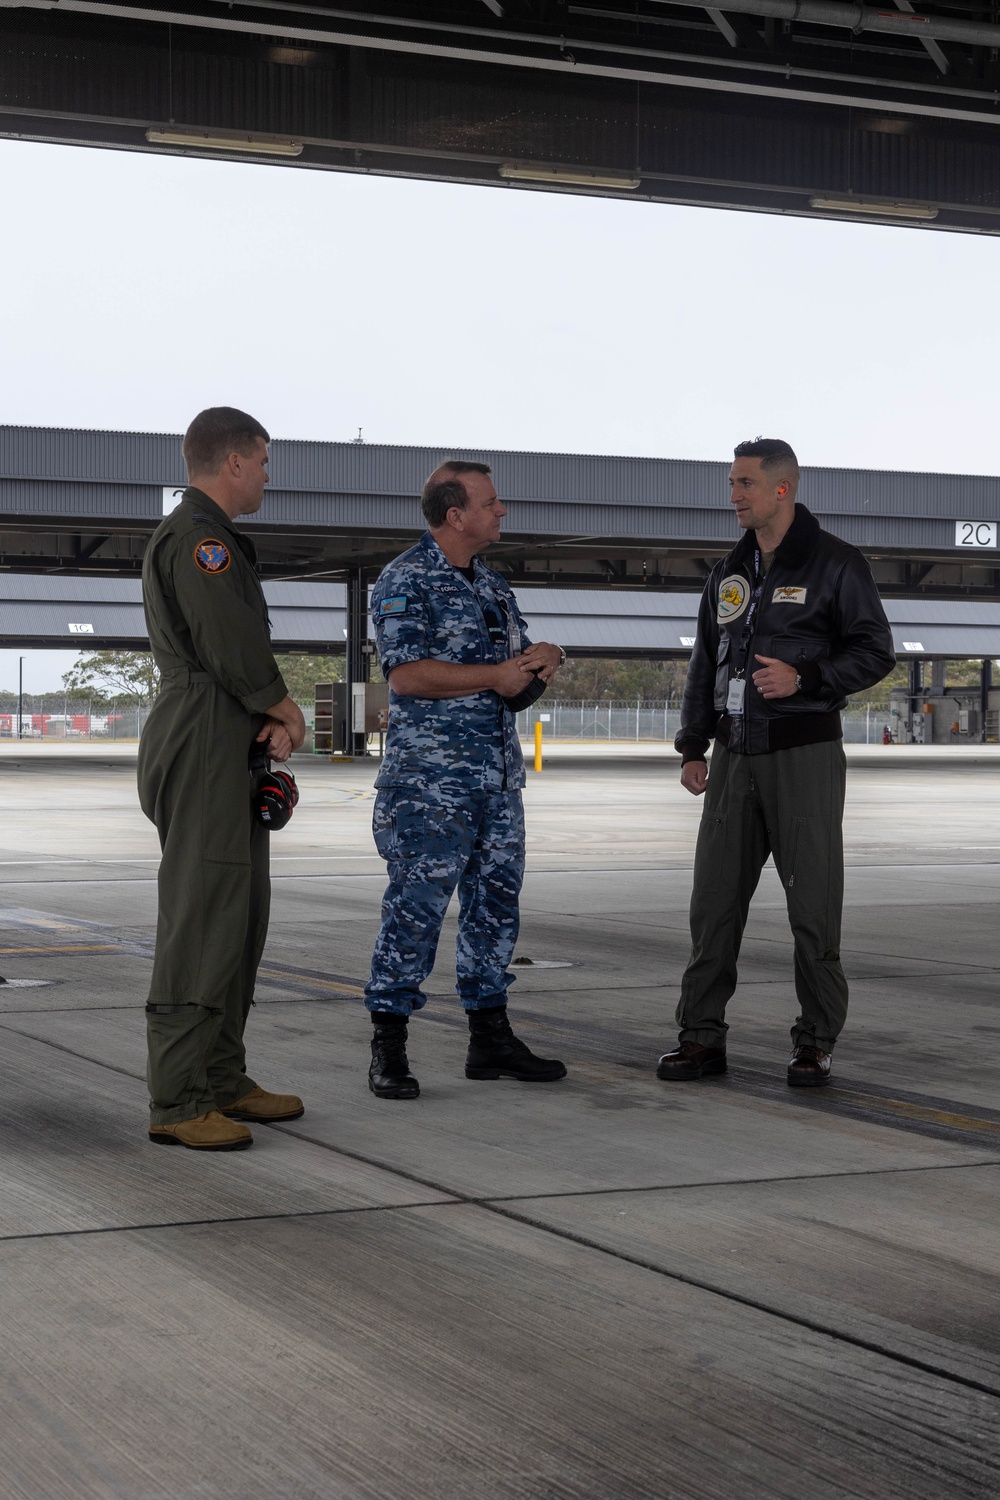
xmin=0 ymin=649 xmax=951 ymax=710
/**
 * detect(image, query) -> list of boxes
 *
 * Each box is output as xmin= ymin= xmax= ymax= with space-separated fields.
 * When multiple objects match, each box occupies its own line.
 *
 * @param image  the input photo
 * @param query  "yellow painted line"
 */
xmin=257 ymin=969 xmax=364 ymax=996
xmin=0 ymin=944 xmax=122 ymax=955
xmin=833 ymin=1088 xmax=1000 ymax=1136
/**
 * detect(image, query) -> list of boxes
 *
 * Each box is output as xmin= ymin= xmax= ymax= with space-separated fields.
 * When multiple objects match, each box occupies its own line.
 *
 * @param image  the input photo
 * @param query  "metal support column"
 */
xmin=345 ymin=568 xmax=370 ymax=757
xmin=907 ymin=657 xmax=924 ymax=744
xmin=981 ymin=658 xmax=992 ymax=743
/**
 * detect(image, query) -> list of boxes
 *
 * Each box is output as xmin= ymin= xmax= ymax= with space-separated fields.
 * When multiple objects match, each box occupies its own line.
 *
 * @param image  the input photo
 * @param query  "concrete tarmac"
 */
xmin=1 ymin=742 xmax=1000 ymax=1498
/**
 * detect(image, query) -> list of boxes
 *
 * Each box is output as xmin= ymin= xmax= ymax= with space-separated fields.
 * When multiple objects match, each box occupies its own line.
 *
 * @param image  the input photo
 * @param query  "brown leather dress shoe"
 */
xmin=148 ymin=1110 xmax=253 ymax=1150
xmin=219 ymin=1086 xmax=305 ymax=1122
xmin=656 ymin=1040 xmax=728 ymax=1080
xmin=787 ymin=1045 xmax=832 ymax=1087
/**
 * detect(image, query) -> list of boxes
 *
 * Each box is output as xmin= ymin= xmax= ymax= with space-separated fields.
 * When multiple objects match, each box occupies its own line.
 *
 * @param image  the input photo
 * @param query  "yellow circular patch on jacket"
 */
xmin=717 ymin=574 xmax=749 ymax=622
xmin=193 ymin=539 xmax=231 ymax=574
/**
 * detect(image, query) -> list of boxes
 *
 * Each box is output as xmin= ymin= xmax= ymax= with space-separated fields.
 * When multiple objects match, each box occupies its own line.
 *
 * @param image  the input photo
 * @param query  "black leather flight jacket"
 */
xmin=675 ymin=504 xmax=895 ymax=761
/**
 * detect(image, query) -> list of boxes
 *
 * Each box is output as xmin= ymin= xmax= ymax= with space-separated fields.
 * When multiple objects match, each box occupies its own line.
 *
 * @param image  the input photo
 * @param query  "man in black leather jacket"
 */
xmin=657 ymin=437 xmax=894 ymax=1088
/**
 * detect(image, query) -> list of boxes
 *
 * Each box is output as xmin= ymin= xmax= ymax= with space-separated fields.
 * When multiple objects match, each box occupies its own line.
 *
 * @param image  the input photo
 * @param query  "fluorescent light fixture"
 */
xmin=809 ymin=196 xmax=938 ymax=221
xmin=146 ymin=129 xmax=303 ymax=157
xmin=499 ymin=162 xmax=641 ymax=190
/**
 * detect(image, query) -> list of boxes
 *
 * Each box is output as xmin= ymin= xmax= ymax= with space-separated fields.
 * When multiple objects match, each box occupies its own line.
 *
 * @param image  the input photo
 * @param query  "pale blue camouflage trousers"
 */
xmin=365 ymin=786 xmax=525 ymax=1016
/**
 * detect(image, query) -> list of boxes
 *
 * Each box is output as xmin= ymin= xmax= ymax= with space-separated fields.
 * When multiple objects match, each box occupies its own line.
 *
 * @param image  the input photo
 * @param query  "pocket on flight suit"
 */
xmin=694 ymin=813 xmax=739 ymax=894
xmin=199 ymin=689 xmax=256 ymax=866
xmin=782 ymin=816 xmax=827 ymax=909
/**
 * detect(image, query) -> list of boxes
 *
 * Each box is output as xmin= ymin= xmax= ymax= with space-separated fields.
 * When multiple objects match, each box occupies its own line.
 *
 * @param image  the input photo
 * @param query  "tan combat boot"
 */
xmin=148 ymin=1109 xmax=253 ymax=1150
xmin=219 ymin=1086 xmax=304 ymax=1122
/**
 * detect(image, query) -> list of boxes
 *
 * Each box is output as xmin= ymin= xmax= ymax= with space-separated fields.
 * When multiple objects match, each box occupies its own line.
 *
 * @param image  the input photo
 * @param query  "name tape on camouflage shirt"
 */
xmin=193 ymin=539 xmax=231 ymax=574
xmin=380 ymin=596 xmax=408 ymax=616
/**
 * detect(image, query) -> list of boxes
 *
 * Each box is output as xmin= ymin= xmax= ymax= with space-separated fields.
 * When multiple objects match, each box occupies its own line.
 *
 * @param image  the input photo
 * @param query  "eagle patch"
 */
xmin=193 ymin=539 xmax=231 ymax=574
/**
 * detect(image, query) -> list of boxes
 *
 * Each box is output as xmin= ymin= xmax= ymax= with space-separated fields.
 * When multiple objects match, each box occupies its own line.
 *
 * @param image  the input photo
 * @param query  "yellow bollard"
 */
xmin=534 ymin=718 xmax=543 ymax=772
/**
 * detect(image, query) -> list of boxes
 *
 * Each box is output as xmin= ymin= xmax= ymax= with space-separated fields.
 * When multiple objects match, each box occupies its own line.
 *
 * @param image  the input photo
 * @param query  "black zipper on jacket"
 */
xmin=735 ymin=554 xmax=770 ymax=754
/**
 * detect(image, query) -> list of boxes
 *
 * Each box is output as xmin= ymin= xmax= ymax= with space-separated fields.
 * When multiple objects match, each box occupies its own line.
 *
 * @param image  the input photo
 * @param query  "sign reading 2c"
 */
xmin=955 ymin=521 xmax=998 ymax=548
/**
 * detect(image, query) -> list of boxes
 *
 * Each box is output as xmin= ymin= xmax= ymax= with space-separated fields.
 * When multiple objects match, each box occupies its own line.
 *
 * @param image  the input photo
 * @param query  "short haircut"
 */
xmin=733 ymin=436 xmax=800 ymax=484
xmin=421 ymin=461 xmax=493 ymax=528
xmin=182 ymin=407 xmax=270 ymax=478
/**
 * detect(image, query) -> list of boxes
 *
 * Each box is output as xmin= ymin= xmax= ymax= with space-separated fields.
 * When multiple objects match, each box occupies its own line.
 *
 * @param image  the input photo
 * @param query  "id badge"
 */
xmin=726 ymin=677 xmax=746 ymax=714
xmin=501 ymin=598 xmax=521 ymax=656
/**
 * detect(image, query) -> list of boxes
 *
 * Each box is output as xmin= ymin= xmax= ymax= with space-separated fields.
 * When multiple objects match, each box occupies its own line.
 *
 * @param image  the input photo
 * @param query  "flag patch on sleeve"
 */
xmin=380 ymin=596 xmax=408 ymax=616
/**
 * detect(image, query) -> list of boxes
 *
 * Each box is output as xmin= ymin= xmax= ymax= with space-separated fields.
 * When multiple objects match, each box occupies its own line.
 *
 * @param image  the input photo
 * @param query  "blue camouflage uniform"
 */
xmin=365 ymin=530 xmax=530 ymax=1016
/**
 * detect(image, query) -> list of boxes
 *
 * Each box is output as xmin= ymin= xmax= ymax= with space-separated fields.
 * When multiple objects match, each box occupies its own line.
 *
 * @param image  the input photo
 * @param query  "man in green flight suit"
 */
xmin=138 ymin=407 xmax=306 ymax=1150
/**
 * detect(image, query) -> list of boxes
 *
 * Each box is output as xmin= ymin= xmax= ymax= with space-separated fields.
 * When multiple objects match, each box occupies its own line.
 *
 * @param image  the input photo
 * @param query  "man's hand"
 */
xmin=681 ymin=759 xmax=708 ymax=796
xmin=258 ymin=718 xmax=294 ymax=762
xmin=752 ymin=655 xmax=799 ymax=700
xmin=259 ymin=694 xmax=306 ymax=761
xmin=517 ymin=642 xmax=563 ymax=685
xmin=492 ymin=655 xmax=535 ymax=697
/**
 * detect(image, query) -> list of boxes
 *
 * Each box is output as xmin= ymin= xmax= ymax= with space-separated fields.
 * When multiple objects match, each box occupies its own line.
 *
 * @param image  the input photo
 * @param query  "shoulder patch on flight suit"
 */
xmin=718 ymin=574 xmax=749 ymax=622
xmin=193 ymin=539 xmax=231 ymax=574
xmin=380 ymin=596 xmax=408 ymax=616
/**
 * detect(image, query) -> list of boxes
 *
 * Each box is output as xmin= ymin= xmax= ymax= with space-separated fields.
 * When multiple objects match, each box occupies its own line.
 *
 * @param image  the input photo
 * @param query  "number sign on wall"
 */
xmin=955 ymin=522 xmax=998 ymax=548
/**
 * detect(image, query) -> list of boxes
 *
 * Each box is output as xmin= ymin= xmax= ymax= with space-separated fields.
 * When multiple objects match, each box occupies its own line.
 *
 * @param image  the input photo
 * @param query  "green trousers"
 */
xmin=677 ymin=739 xmax=848 ymax=1052
xmin=139 ymin=681 xmax=267 ymax=1125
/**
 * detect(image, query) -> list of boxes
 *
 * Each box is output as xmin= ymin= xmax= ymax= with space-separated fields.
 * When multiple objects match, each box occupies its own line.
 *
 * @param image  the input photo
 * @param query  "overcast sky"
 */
xmin=2 ymin=136 xmax=999 ymax=687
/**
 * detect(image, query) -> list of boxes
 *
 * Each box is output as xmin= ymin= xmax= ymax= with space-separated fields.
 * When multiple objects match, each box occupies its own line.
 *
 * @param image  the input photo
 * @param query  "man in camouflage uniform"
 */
xmin=364 ymin=460 xmax=567 ymax=1098
xmin=139 ymin=407 xmax=306 ymax=1150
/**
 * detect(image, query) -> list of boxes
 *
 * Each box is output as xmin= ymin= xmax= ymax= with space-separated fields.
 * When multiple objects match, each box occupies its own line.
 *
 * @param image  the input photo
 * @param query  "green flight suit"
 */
xmin=138 ymin=487 xmax=288 ymax=1126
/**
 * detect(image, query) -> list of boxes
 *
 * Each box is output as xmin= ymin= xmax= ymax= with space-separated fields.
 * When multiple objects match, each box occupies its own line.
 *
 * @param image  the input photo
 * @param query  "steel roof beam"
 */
xmin=894 ymin=0 xmax=950 ymax=74
xmin=2 ymin=0 xmax=1000 ymax=127
xmin=705 ymin=8 xmax=761 ymax=48
xmin=647 ymin=0 xmax=1000 ymax=52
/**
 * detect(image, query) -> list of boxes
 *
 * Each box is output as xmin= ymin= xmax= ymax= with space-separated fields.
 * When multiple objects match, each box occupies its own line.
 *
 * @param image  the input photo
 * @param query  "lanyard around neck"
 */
xmin=733 ymin=549 xmax=766 ymax=680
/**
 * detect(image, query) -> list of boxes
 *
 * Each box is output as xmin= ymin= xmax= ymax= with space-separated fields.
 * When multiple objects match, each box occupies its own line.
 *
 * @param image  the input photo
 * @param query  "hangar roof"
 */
xmin=3 ymin=425 xmax=1000 ymax=602
xmin=3 ymin=2 xmax=1000 ymax=233
xmin=520 ymin=589 xmax=1000 ymax=660
xmin=6 ymin=574 xmax=1000 ymax=661
xmin=0 ymin=576 xmax=350 ymax=654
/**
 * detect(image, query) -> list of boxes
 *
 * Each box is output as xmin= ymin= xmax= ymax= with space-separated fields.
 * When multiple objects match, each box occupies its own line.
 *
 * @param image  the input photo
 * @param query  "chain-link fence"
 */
xmin=0 ymin=698 xmax=152 ymax=741
xmin=0 ymin=695 xmax=892 ymax=747
xmin=515 ymin=699 xmax=893 ymax=745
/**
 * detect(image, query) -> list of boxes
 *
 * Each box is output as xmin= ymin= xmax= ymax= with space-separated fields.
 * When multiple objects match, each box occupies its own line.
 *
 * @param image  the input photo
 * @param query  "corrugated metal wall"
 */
xmin=2 ymin=426 xmax=999 ymax=551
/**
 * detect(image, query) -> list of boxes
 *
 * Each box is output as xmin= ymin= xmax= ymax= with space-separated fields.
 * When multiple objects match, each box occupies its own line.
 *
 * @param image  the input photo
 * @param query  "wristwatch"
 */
xmin=555 ymin=645 xmax=567 ymax=666
xmin=794 ymin=672 xmax=803 ymax=692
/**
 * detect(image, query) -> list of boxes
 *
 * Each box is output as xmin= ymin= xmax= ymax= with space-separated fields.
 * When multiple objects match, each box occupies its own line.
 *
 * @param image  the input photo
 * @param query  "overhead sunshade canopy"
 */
xmin=4 ymin=426 xmax=1000 ymax=602
xmin=0 ymin=577 xmax=348 ymax=653
xmin=6 ymin=576 xmax=1000 ymax=661
xmin=4 ymin=2 xmax=1000 ymax=233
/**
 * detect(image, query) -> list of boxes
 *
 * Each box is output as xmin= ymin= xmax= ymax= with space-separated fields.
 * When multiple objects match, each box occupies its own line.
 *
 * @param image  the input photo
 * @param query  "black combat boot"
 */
xmin=369 ymin=1014 xmax=420 ymax=1100
xmin=465 ymin=1005 xmax=567 ymax=1082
